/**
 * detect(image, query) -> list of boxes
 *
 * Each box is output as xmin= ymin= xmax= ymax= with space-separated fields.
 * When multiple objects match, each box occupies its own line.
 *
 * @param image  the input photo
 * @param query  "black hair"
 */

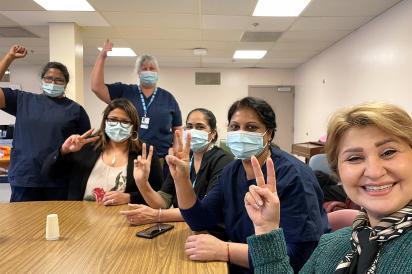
xmin=94 ymin=98 xmax=142 ymax=152
xmin=41 ymin=62 xmax=70 ymax=85
xmin=227 ymin=96 xmax=277 ymax=140
xmin=186 ymin=108 xmax=218 ymax=142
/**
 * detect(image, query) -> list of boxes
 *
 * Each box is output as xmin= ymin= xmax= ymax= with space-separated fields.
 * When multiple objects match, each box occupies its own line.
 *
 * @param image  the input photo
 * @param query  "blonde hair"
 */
xmin=326 ymin=102 xmax=412 ymax=177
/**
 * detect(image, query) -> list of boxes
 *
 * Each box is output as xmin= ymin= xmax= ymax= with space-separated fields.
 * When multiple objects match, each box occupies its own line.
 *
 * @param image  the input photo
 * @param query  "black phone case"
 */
xmin=136 ymin=223 xmax=174 ymax=239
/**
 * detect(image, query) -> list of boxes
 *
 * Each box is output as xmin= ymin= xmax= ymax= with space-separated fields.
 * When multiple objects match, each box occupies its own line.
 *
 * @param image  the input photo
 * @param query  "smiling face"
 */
xmin=338 ymin=125 xmax=412 ymax=226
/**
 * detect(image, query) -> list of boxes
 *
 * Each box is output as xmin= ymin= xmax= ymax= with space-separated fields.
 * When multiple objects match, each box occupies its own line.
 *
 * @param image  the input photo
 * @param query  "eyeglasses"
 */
xmin=43 ymin=76 xmax=66 ymax=85
xmin=106 ymin=118 xmax=132 ymax=128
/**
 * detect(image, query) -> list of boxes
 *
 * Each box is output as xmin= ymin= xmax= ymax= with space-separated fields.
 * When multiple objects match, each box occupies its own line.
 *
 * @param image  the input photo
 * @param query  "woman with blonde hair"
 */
xmin=245 ymin=102 xmax=412 ymax=273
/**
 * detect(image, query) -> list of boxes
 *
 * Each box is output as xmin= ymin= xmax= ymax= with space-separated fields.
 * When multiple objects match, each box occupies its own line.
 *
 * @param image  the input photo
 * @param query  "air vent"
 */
xmin=0 ymin=27 xmax=38 ymax=38
xmin=240 ymin=32 xmax=282 ymax=42
xmin=276 ymin=86 xmax=295 ymax=92
xmin=195 ymin=72 xmax=221 ymax=85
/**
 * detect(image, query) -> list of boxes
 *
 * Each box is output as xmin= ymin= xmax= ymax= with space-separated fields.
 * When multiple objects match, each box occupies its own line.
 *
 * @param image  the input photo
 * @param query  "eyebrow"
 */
xmin=341 ymin=138 xmax=397 ymax=154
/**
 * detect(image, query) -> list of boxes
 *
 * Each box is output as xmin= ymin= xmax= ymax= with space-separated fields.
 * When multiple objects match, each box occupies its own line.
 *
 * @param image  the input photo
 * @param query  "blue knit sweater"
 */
xmin=247 ymin=227 xmax=412 ymax=273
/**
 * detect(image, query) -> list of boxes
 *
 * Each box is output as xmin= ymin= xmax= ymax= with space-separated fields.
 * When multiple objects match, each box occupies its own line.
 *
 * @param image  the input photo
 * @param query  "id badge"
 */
xmin=141 ymin=117 xmax=150 ymax=129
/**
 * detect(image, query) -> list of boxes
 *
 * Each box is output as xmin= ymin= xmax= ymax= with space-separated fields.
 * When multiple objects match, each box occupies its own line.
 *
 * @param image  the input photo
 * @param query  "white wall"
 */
xmin=294 ymin=0 xmax=412 ymax=143
xmin=83 ymin=67 xmax=294 ymax=138
xmin=0 ymin=64 xmax=42 ymax=125
xmin=1 ymin=65 xmax=294 ymax=139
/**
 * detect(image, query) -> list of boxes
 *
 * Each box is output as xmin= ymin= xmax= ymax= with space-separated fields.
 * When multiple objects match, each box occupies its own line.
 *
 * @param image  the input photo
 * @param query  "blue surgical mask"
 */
xmin=139 ymin=71 xmax=158 ymax=87
xmin=105 ymin=121 xmax=132 ymax=143
xmin=184 ymin=129 xmax=210 ymax=152
xmin=226 ymin=130 xmax=267 ymax=160
xmin=42 ymin=82 xmax=65 ymax=97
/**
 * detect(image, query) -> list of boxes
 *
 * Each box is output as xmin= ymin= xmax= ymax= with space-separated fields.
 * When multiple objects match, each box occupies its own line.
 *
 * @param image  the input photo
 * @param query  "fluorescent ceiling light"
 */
xmin=98 ymin=47 xmax=137 ymax=57
xmin=253 ymin=0 xmax=311 ymax=16
xmin=233 ymin=50 xmax=267 ymax=59
xmin=33 ymin=0 xmax=95 ymax=11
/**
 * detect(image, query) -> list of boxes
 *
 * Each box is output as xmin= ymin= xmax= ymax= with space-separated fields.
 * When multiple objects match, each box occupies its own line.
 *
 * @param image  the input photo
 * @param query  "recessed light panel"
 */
xmin=233 ymin=50 xmax=267 ymax=59
xmin=97 ymin=47 xmax=137 ymax=57
xmin=253 ymin=0 xmax=311 ymax=16
xmin=33 ymin=0 xmax=95 ymax=11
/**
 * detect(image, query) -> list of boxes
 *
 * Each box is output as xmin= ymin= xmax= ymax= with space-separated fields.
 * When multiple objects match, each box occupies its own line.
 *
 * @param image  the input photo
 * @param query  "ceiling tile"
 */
xmin=202 ymin=0 xmax=257 ymax=16
xmin=0 ymin=0 xmax=44 ymax=11
xmin=102 ymin=12 xmax=200 ymax=28
xmin=202 ymin=15 xmax=295 ymax=31
xmin=0 ymin=14 xmax=18 ymax=26
xmin=0 ymin=11 xmax=109 ymax=27
xmin=89 ymin=0 xmax=199 ymax=13
xmin=280 ymin=30 xmax=351 ymax=42
xmin=114 ymin=27 xmax=202 ymax=41
xmin=271 ymin=41 xmax=333 ymax=51
xmin=201 ymin=30 xmax=243 ymax=41
xmin=290 ymin=16 xmax=372 ymax=31
xmin=303 ymin=0 xmax=402 ymax=17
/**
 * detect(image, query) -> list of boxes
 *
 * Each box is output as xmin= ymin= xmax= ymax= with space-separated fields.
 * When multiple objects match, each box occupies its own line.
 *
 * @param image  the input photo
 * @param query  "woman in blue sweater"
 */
xmin=246 ymin=102 xmax=412 ymax=273
xmin=166 ymin=97 xmax=329 ymax=274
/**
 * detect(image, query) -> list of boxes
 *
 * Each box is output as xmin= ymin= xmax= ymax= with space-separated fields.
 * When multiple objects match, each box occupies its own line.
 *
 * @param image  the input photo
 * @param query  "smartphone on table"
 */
xmin=136 ymin=223 xmax=174 ymax=239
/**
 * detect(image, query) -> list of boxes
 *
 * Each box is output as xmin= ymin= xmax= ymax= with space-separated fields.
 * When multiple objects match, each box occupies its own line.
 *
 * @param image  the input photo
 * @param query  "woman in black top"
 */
xmin=43 ymin=98 xmax=163 ymax=205
xmin=121 ymin=108 xmax=233 ymax=224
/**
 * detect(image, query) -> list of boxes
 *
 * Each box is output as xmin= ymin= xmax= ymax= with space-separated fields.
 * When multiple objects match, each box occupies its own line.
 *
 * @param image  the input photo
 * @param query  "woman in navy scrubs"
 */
xmin=166 ymin=97 xmax=329 ymax=274
xmin=91 ymin=40 xmax=182 ymax=168
xmin=0 ymin=45 xmax=91 ymax=202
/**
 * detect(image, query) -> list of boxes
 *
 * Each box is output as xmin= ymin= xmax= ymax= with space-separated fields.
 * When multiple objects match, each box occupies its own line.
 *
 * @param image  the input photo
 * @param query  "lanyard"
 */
xmin=189 ymin=155 xmax=197 ymax=188
xmin=138 ymin=86 xmax=157 ymax=117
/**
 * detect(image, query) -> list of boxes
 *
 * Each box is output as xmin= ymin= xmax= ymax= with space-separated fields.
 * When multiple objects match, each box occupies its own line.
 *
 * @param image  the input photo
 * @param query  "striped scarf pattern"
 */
xmin=335 ymin=201 xmax=412 ymax=274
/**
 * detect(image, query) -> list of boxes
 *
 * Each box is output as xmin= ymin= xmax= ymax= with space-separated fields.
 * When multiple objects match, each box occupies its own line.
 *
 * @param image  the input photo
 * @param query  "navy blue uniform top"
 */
xmin=180 ymin=146 xmax=330 ymax=274
xmin=106 ymin=83 xmax=182 ymax=157
xmin=1 ymin=88 xmax=91 ymax=188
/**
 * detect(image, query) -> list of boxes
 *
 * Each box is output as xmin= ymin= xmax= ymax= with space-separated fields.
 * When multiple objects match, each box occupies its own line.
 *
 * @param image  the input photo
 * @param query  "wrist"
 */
xmin=254 ymin=223 xmax=278 ymax=235
xmin=5 ymin=53 xmax=15 ymax=62
xmin=225 ymin=242 xmax=230 ymax=262
xmin=60 ymin=146 xmax=69 ymax=155
xmin=157 ymin=208 xmax=162 ymax=223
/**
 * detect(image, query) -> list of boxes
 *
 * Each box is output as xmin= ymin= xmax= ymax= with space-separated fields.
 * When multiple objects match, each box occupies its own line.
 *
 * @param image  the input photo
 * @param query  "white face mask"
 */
xmin=184 ymin=129 xmax=210 ymax=152
xmin=226 ymin=130 xmax=267 ymax=160
xmin=105 ymin=121 xmax=132 ymax=143
xmin=42 ymin=82 xmax=65 ymax=97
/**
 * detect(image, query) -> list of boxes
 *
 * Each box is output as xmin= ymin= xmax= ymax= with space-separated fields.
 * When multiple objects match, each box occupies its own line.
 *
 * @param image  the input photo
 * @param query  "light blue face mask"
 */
xmin=105 ymin=121 xmax=132 ymax=143
xmin=184 ymin=129 xmax=210 ymax=152
xmin=226 ymin=130 xmax=267 ymax=160
xmin=139 ymin=71 xmax=158 ymax=87
xmin=42 ymin=82 xmax=65 ymax=97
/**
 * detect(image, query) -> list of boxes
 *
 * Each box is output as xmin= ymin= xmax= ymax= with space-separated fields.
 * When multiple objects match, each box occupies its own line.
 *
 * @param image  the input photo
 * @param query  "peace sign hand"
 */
xmin=133 ymin=143 xmax=154 ymax=187
xmin=244 ymin=156 xmax=280 ymax=235
xmin=8 ymin=45 xmax=27 ymax=60
xmin=165 ymin=130 xmax=190 ymax=185
xmin=100 ymin=39 xmax=113 ymax=58
xmin=60 ymin=129 xmax=99 ymax=155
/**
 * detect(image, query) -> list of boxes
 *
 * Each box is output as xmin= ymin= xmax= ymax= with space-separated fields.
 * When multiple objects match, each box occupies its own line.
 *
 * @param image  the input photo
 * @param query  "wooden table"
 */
xmin=0 ymin=201 xmax=228 ymax=274
xmin=292 ymin=142 xmax=325 ymax=163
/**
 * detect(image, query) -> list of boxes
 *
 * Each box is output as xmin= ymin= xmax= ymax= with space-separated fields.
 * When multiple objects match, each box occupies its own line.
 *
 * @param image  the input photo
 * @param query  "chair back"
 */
xmin=327 ymin=209 xmax=359 ymax=232
xmin=308 ymin=153 xmax=332 ymax=175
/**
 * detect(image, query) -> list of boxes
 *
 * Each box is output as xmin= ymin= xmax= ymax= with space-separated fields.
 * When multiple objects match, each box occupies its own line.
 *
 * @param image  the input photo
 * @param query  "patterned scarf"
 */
xmin=334 ymin=201 xmax=412 ymax=274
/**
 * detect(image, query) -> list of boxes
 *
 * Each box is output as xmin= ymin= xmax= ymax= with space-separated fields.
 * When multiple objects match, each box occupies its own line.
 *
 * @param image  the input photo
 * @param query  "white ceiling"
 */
xmin=0 ymin=0 xmax=403 ymax=68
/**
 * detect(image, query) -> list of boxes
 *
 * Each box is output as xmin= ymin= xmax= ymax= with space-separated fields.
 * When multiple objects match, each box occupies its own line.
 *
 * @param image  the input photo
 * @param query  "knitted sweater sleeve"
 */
xmin=247 ymin=229 xmax=294 ymax=274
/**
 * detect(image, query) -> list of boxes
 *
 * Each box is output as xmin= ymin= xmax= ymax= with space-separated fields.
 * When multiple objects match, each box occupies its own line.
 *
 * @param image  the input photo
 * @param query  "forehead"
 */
xmin=140 ymin=61 xmax=157 ymax=70
xmin=187 ymin=111 xmax=208 ymax=125
xmin=230 ymin=107 xmax=262 ymax=124
xmin=338 ymin=126 xmax=402 ymax=152
xmin=108 ymin=108 xmax=130 ymax=120
xmin=44 ymin=68 xmax=64 ymax=78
